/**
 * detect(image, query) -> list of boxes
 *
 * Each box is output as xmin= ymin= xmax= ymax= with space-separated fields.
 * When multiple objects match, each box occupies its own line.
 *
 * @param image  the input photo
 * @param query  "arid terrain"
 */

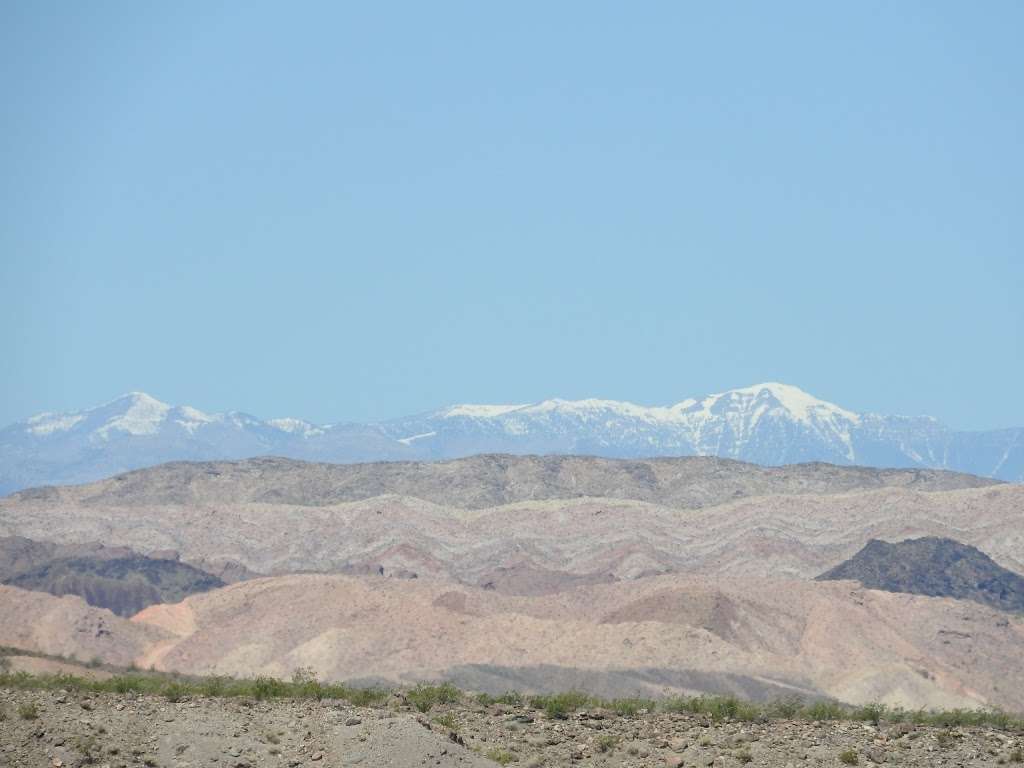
xmin=1 ymin=455 xmax=1023 ymax=726
xmin=1 ymin=457 xmax=1020 ymax=587
xmin=2 ymin=679 xmax=1022 ymax=768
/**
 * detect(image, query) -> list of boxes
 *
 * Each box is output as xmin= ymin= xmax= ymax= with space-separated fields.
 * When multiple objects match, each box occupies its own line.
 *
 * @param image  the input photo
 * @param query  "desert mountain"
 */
xmin=0 ymin=536 xmax=227 ymax=616
xmin=2 ymin=573 xmax=1022 ymax=711
xmin=1 ymin=458 xmax=1020 ymax=589
xmin=4 ymin=453 xmax=998 ymax=510
xmin=3 ymin=383 xmax=1023 ymax=494
xmin=818 ymin=537 xmax=1024 ymax=613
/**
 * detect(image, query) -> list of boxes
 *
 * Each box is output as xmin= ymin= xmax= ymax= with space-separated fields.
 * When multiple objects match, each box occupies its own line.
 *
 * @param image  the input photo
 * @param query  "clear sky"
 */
xmin=1 ymin=1 xmax=1021 ymax=430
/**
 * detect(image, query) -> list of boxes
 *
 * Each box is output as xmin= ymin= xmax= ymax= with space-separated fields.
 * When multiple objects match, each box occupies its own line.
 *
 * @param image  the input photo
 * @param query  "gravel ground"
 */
xmin=1 ymin=688 xmax=1022 ymax=768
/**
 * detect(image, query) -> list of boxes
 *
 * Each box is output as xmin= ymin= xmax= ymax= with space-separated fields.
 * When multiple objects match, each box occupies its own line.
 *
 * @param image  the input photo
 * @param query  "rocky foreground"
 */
xmin=2 ymin=687 xmax=1022 ymax=768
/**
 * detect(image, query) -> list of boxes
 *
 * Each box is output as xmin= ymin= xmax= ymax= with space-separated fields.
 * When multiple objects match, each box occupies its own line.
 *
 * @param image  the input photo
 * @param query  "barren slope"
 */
xmin=115 ymin=573 xmax=1024 ymax=712
xmin=2 ymin=484 xmax=1021 ymax=588
xmin=0 ymin=585 xmax=171 ymax=666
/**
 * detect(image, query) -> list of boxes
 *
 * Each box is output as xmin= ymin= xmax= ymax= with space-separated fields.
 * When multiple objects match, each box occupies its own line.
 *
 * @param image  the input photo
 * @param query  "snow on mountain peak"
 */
xmin=701 ymin=382 xmax=860 ymax=425
xmin=443 ymin=404 xmax=527 ymax=419
xmin=267 ymin=418 xmax=325 ymax=437
xmin=97 ymin=392 xmax=171 ymax=437
xmin=25 ymin=412 xmax=85 ymax=436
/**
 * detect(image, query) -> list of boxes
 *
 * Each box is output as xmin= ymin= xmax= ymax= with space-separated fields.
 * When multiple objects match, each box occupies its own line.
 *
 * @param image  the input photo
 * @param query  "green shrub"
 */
xmin=596 ymin=734 xmax=619 ymax=753
xmin=766 ymin=695 xmax=804 ymax=719
xmin=485 ymin=748 xmax=516 ymax=765
xmin=839 ymin=749 xmax=859 ymax=765
xmin=18 ymin=702 xmax=39 ymax=720
xmin=434 ymin=712 xmax=458 ymax=731
xmin=109 ymin=675 xmax=146 ymax=694
xmin=407 ymin=683 xmax=460 ymax=713
xmin=252 ymin=676 xmax=288 ymax=700
xmin=529 ymin=691 xmax=590 ymax=720
xmin=608 ymin=697 xmax=654 ymax=716
xmin=162 ymin=682 xmax=187 ymax=702
xmin=803 ymin=699 xmax=845 ymax=721
xmin=853 ymin=702 xmax=888 ymax=725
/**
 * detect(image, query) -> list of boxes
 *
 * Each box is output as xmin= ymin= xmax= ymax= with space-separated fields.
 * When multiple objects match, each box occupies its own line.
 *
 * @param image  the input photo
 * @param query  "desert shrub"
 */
xmin=76 ymin=735 xmax=100 ymax=764
xmin=18 ymin=702 xmax=39 ymax=720
xmin=838 ymin=749 xmax=859 ymax=765
xmin=434 ymin=712 xmax=459 ymax=731
xmin=1009 ymin=747 xmax=1023 ymax=763
xmin=407 ymin=683 xmax=460 ymax=713
xmin=735 ymin=749 xmax=754 ymax=764
xmin=291 ymin=667 xmax=323 ymax=699
xmin=530 ymin=691 xmax=590 ymax=719
xmin=252 ymin=676 xmax=288 ymax=700
xmin=766 ymin=695 xmax=804 ymax=719
xmin=162 ymin=682 xmax=187 ymax=702
xmin=674 ymin=694 xmax=760 ymax=722
xmin=485 ymin=748 xmax=516 ymax=765
xmin=802 ymin=699 xmax=845 ymax=721
xmin=608 ymin=697 xmax=655 ymax=716
xmin=197 ymin=675 xmax=231 ymax=697
xmin=109 ymin=675 xmax=146 ymax=694
xmin=342 ymin=685 xmax=390 ymax=707
xmin=853 ymin=702 xmax=887 ymax=725
xmin=596 ymin=734 xmax=619 ymax=753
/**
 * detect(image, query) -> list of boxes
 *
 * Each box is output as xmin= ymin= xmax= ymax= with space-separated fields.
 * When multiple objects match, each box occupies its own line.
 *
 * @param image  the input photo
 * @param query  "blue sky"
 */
xmin=1 ymin=1 xmax=1021 ymax=430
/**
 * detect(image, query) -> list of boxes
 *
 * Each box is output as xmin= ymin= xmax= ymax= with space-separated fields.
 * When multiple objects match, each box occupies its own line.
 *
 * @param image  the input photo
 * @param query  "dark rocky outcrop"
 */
xmin=0 ymin=536 xmax=226 ymax=616
xmin=817 ymin=537 xmax=1024 ymax=613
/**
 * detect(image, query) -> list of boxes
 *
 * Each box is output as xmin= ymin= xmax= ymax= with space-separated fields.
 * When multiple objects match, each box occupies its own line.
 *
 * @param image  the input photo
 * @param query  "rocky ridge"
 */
xmin=817 ymin=537 xmax=1024 ymax=613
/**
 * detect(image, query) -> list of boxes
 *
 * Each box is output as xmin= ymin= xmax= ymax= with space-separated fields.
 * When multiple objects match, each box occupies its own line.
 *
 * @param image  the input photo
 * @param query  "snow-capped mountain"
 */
xmin=1 ymin=384 xmax=1021 ymax=495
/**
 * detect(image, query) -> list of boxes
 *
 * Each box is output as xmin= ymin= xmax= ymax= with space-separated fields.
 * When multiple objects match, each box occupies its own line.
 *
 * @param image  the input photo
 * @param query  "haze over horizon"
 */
xmin=3 ymin=2 xmax=1022 ymax=431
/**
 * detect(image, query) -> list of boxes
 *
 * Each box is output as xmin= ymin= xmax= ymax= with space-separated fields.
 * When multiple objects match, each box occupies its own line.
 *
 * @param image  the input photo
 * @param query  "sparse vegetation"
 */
xmin=162 ymin=681 xmax=187 ymax=702
xmin=839 ymin=748 xmax=859 ymax=765
xmin=18 ymin=702 xmax=39 ymax=720
xmin=662 ymin=694 xmax=760 ymax=721
xmin=485 ymin=747 xmax=516 ymax=764
xmin=1009 ymin=747 xmax=1023 ymax=763
xmin=476 ymin=690 xmax=524 ymax=707
xmin=0 ymin=651 xmax=1021 ymax=732
xmin=75 ymin=735 xmax=100 ymax=764
xmin=434 ymin=712 xmax=459 ymax=731
xmin=596 ymin=733 xmax=619 ymax=752
xmin=529 ymin=691 xmax=591 ymax=720
xmin=407 ymin=682 xmax=460 ymax=713
xmin=608 ymin=697 xmax=655 ymax=716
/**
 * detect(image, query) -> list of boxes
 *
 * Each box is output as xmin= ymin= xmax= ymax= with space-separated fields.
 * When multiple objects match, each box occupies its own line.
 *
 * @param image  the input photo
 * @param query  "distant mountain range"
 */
xmin=1 ymin=382 xmax=1021 ymax=494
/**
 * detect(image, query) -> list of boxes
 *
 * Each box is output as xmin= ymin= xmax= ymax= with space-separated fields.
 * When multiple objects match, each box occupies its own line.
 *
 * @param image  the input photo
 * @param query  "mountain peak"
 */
xmin=703 ymin=382 xmax=860 ymax=425
xmin=97 ymin=392 xmax=171 ymax=437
